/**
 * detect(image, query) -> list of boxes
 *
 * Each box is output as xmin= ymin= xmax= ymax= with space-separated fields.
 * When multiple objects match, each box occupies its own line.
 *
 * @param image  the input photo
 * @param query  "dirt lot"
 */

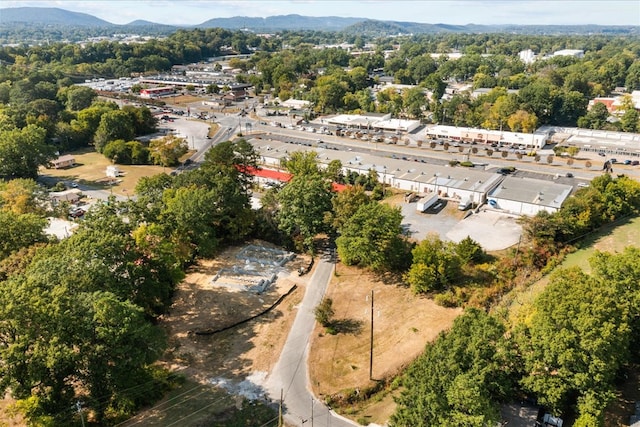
xmin=126 ymin=239 xmax=462 ymax=426
xmin=160 ymin=241 xmax=310 ymax=383
xmin=308 ymin=265 xmax=462 ymax=424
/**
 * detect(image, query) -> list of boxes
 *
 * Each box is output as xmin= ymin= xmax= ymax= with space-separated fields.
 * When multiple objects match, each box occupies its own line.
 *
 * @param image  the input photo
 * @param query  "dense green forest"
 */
xmin=1 ymin=27 xmax=640 ymax=425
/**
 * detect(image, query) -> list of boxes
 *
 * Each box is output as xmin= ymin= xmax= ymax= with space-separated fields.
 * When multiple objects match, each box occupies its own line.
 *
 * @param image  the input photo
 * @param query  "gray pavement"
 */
xmin=266 ymin=256 xmax=358 ymax=427
xmin=446 ymin=210 xmax=523 ymax=251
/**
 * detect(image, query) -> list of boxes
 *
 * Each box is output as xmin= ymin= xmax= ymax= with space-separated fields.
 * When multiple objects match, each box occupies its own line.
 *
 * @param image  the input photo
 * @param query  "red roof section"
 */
xmin=242 ymin=166 xmax=292 ymax=182
xmin=331 ymin=182 xmax=348 ymax=193
xmin=241 ymin=166 xmax=349 ymax=192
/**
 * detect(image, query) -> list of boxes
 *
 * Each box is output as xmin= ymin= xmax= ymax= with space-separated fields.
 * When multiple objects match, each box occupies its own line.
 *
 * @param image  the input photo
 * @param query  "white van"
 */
xmin=458 ymin=198 xmax=472 ymax=211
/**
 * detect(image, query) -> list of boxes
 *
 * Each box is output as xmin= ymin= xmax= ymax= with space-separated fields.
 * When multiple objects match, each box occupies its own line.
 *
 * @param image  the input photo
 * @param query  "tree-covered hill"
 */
xmin=1 ymin=7 xmax=638 ymax=37
xmin=196 ymin=14 xmax=363 ymax=31
xmin=0 ymin=6 xmax=113 ymax=26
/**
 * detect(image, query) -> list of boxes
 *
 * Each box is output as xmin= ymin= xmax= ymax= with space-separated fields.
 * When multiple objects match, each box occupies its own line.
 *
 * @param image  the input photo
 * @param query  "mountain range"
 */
xmin=0 ymin=7 xmax=638 ymax=35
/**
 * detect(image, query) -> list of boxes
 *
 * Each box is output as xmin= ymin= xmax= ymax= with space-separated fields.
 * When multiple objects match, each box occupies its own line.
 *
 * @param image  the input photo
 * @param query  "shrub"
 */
xmin=314 ymin=297 xmax=334 ymax=327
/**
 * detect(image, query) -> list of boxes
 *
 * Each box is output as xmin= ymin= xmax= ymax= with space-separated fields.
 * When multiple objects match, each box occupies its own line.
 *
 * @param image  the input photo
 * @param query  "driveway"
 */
xmin=266 ymin=256 xmax=357 ymax=427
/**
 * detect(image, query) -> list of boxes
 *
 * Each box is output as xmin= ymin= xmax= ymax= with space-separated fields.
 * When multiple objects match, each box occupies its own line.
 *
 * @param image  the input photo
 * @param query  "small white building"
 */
xmin=552 ymin=49 xmax=584 ymax=58
xmin=106 ymin=165 xmax=123 ymax=178
xmin=279 ymin=98 xmax=312 ymax=109
xmin=518 ymin=49 xmax=536 ymax=64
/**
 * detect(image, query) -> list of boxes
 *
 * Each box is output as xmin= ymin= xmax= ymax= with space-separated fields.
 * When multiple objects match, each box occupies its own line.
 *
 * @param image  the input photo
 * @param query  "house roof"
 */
xmin=243 ymin=166 xmax=292 ymax=182
xmin=243 ymin=165 xmax=347 ymax=192
xmin=52 ymin=154 xmax=75 ymax=163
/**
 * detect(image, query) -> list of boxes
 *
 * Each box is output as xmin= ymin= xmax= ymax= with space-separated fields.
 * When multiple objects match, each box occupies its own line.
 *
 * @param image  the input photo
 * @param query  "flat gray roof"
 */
xmin=250 ymin=138 xmax=502 ymax=193
xmin=489 ymin=176 xmax=572 ymax=209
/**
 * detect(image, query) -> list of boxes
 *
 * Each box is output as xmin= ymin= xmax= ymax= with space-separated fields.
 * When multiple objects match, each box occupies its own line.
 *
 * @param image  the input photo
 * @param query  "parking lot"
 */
xmin=397 ymin=197 xmax=522 ymax=251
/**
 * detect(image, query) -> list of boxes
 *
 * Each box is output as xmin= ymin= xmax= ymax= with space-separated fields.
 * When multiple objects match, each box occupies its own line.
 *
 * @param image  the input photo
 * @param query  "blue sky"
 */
xmin=2 ymin=0 xmax=640 ymax=26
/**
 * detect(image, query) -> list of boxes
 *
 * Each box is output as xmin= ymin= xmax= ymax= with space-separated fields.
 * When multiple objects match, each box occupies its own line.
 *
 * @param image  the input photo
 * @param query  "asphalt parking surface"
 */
xmin=400 ymin=200 xmax=522 ymax=251
xmin=400 ymin=199 xmax=462 ymax=242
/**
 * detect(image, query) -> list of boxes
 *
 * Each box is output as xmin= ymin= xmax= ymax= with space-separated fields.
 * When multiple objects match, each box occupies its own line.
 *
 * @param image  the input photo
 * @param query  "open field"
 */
xmin=40 ymin=149 xmax=167 ymax=196
xmin=559 ymin=215 xmax=640 ymax=273
xmin=309 ymin=265 xmax=462 ymax=425
xmin=503 ymin=215 xmax=640 ymax=323
xmin=169 ymin=94 xmax=205 ymax=105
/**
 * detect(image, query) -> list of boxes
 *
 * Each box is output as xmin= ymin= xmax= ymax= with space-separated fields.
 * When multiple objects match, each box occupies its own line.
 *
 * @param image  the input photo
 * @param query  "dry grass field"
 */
xmin=40 ymin=149 xmax=167 ymax=196
xmin=309 ymin=265 xmax=462 ymax=424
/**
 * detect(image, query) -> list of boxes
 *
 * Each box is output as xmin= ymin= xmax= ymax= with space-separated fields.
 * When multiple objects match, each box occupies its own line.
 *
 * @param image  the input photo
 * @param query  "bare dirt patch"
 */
xmin=309 ymin=264 xmax=462 ymax=424
xmin=116 ymin=240 xmax=310 ymax=426
xmin=0 ymin=394 xmax=25 ymax=426
xmin=161 ymin=240 xmax=311 ymax=383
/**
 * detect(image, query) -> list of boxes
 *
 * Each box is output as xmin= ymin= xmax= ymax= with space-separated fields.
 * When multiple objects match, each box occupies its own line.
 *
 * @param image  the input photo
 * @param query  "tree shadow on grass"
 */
xmin=329 ymin=318 xmax=363 ymax=335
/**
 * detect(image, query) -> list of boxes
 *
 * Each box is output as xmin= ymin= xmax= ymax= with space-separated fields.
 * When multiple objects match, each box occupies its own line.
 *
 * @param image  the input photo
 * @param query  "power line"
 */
xmin=113 ymin=384 xmax=210 ymax=427
xmin=162 ymin=394 xmax=233 ymax=427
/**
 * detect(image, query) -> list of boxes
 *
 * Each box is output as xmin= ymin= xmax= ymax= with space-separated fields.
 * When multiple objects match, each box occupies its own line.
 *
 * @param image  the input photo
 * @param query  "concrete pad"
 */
xmin=446 ymin=210 xmax=522 ymax=251
xmin=45 ymin=217 xmax=78 ymax=240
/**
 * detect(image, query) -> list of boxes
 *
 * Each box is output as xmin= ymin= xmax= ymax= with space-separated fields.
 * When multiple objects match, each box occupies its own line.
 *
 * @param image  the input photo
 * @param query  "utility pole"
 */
xmin=76 ymin=401 xmax=85 ymax=427
xmin=278 ymin=389 xmax=283 ymax=427
xmin=369 ymin=289 xmax=374 ymax=381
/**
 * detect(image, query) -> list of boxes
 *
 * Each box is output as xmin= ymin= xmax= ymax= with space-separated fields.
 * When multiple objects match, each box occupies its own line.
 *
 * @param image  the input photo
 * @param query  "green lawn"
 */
xmin=503 ymin=215 xmax=640 ymax=322
xmin=559 ymin=215 xmax=640 ymax=274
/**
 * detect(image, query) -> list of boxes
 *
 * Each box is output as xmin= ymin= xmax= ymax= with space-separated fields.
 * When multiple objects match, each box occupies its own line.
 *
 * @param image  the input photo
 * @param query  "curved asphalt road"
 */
xmin=266 ymin=256 xmax=357 ymax=427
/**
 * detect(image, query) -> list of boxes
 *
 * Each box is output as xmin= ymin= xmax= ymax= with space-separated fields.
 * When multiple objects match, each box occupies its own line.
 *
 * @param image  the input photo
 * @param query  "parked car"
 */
xmin=565 ymin=172 xmax=574 ymax=178
xmin=632 ymin=160 xmax=640 ymax=166
xmin=497 ymin=167 xmax=516 ymax=175
xmin=598 ymin=152 xmax=606 ymax=157
xmin=624 ymin=159 xmax=632 ymax=165
xmin=610 ymin=158 xmax=618 ymax=163
xmin=69 ymin=208 xmax=85 ymax=218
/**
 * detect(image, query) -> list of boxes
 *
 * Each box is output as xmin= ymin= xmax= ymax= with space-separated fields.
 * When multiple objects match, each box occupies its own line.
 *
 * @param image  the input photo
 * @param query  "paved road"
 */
xmin=266 ymin=255 xmax=357 ymax=427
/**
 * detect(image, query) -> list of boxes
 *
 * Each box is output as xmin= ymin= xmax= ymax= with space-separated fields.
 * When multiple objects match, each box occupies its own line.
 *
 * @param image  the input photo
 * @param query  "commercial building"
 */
xmin=552 ymin=49 xmax=585 ymax=58
xmin=323 ymin=113 xmax=421 ymax=134
xmin=544 ymin=125 xmax=640 ymax=158
xmin=424 ymin=125 xmax=549 ymax=149
xmin=248 ymin=138 xmax=567 ymax=215
xmin=140 ymin=86 xmax=175 ymax=99
xmin=487 ymin=176 xmax=572 ymax=215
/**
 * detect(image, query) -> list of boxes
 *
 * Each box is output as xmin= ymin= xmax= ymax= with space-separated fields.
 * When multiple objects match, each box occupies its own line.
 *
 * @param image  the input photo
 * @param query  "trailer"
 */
xmin=416 ymin=193 xmax=439 ymax=212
